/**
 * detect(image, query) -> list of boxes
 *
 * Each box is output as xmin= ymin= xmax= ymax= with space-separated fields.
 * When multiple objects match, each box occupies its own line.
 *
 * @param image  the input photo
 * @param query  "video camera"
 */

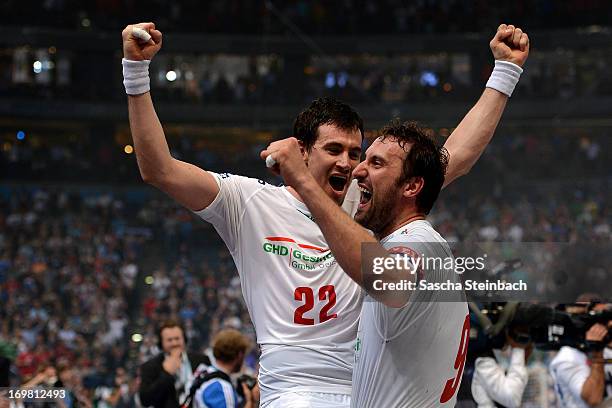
xmin=525 ymin=303 xmax=612 ymax=351
xmin=469 ymin=302 xmax=612 ymax=354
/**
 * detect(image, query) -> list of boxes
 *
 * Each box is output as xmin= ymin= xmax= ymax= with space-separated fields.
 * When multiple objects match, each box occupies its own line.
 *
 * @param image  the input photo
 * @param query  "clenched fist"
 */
xmin=260 ymin=137 xmax=310 ymax=188
xmin=490 ymin=24 xmax=530 ymax=67
xmin=122 ymin=22 xmax=163 ymax=61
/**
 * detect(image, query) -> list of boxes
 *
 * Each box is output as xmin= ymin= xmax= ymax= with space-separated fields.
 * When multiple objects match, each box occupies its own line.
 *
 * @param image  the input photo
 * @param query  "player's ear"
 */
xmin=298 ymin=140 xmax=309 ymax=165
xmin=403 ymin=176 xmax=424 ymax=200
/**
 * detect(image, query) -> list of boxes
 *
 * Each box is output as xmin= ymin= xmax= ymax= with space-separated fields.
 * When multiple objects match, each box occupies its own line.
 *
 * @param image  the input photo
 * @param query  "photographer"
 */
xmin=471 ymin=330 xmax=533 ymax=408
xmin=550 ymin=301 xmax=612 ymax=407
xmin=190 ymin=329 xmax=258 ymax=408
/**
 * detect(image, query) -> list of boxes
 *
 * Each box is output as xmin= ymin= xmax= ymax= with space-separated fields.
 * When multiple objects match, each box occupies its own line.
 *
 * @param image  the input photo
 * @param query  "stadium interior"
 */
xmin=1 ymin=1 xmax=611 ymax=407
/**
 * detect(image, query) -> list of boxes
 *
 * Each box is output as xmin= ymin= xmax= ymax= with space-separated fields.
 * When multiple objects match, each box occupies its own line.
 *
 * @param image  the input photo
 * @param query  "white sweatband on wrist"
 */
xmin=486 ymin=60 xmax=523 ymax=97
xmin=122 ymin=58 xmax=151 ymax=95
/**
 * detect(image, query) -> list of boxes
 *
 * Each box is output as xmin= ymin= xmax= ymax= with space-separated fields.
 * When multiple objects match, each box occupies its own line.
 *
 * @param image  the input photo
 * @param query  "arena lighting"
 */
xmin=166 ymin=70 xmax=177 ymax=81
xmin=337 ymin=71 xmax=348 ymax=88
xmin=420 ymin=70 xmax=439 ymax=87
xmin=124 ymin=144 xmax=134 ymax=154
xmin=16 ymin=130 xmax=25 ymax=140
xmin=325 ymin=72 xmax=335 ymax=88
xmin=131 ymin=333 xmax=143 ymax=343
xmin=33 ymin=61 xmax=42 ymax=74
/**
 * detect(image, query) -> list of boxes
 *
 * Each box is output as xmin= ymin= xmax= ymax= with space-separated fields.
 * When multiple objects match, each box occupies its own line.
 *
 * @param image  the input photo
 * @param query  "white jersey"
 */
xmin=351 ymin=220 xmax=469 ymax=408
xmin=550 ymin=346 xmax=612 ymax=408
xmin=195 ymin=173 xmax=363 ymax=405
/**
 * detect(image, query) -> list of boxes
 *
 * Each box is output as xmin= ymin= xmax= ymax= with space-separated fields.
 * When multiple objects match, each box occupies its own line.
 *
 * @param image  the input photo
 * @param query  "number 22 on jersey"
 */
xmin=294 ymin=285 xmax=338 ymax=325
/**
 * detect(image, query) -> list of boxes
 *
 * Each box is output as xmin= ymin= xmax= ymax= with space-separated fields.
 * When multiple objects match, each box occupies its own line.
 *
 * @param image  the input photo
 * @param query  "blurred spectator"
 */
xmin=139 ymin=320 xmax=210 ymax=408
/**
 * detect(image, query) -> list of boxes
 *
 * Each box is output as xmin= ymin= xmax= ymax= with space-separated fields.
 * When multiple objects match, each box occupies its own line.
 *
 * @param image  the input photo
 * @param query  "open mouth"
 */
xmin=358 ymin=184 xmax=372 ymax=205
xmin=328 ymin=174 xmax=348 ymax=192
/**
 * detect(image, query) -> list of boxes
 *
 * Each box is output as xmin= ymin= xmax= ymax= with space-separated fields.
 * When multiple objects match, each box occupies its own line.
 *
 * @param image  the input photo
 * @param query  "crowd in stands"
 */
xmin=4 ymin=1 xmax=611 ymax=107
xmin=0 ymin=187 xmax=257 ymax=406
xmin=2 ymin=0 xmax=610 ymax=35
xmin=0 ymin=188 xmax=143 ymax=405
xmin=4 ymin=45 xmax=612 ymax=106
xmin=154 ymin=50 xmax=612 ymax=106
xmin=2 ymin=131 xmax=608 ymax=185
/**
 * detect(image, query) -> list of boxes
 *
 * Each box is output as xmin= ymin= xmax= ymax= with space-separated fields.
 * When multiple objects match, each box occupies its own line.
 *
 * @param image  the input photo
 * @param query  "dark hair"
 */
xmin=293 ymin=97 xmax=364 ymax=151
xmin=157 ymin=320 xmax=186 ymax=348
xmin=378 ymin=120 xmax=449 ymax=215
xmin=212 ymin=329 xmax=250 ymax=363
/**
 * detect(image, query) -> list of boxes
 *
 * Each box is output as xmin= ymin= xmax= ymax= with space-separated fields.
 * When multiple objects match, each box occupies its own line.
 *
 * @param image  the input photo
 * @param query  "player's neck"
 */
xmin=286 ymin=186 xmax=303 ymax=203
xmin=376 ymin=212 xmax=427 ymax=240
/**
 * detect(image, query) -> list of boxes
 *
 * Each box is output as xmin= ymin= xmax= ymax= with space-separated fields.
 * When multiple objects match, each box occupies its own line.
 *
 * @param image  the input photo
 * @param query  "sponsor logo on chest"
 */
xmin=262 ymin=236 xmax=337 ymax=271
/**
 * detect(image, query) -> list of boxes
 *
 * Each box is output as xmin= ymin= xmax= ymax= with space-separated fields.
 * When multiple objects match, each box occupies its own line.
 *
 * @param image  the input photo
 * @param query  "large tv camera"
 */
xmin=469 ymin=302 xmax=612 ymax=354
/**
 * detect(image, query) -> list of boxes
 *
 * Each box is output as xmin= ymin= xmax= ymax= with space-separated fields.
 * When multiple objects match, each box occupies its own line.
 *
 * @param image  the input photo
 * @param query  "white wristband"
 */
xmin=486 ymin=60 xmax=523 ymax=97
xmin=122 ymin=58 xmax=151 ymax=95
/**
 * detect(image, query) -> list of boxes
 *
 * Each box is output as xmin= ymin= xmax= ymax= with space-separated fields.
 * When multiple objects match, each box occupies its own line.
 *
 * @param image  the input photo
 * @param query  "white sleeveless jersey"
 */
xmin=195 ymin=173 xmax=364 ymax=405
xmin=351 ymin=220 xmax=469 ymax=408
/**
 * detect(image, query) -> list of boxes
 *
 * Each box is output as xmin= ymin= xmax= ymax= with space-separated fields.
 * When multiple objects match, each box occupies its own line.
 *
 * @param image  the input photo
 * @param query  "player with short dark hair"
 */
xmin=355 ymin=120 xmax=449 ymax=237
xmin=293 ymin=97 xmax=364 ymax=153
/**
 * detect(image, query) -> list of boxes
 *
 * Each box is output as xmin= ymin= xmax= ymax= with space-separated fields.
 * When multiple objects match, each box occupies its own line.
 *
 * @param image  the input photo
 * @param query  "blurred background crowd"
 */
xmin=0 ymin=1 xmax=610 ymax=407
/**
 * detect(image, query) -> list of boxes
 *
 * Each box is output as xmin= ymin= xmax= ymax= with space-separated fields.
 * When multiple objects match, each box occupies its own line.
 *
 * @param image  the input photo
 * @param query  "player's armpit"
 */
xmin=148 ymin=158 xmax=220 ymax=212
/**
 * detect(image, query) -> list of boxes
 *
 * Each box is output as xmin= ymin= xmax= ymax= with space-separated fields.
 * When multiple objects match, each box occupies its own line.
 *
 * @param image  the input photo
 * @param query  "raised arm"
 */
xmin=474 ymin=347 xmax=529 ymax=408
xmin=122 ymin=22 xmax=218 ymax=211
xmin=443 ymin=24 xmax=530 ymax=188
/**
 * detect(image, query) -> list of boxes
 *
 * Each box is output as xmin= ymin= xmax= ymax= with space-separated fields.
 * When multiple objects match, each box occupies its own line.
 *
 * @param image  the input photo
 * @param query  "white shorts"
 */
xmin=261 ymin=391 xmax=351 ymax=408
